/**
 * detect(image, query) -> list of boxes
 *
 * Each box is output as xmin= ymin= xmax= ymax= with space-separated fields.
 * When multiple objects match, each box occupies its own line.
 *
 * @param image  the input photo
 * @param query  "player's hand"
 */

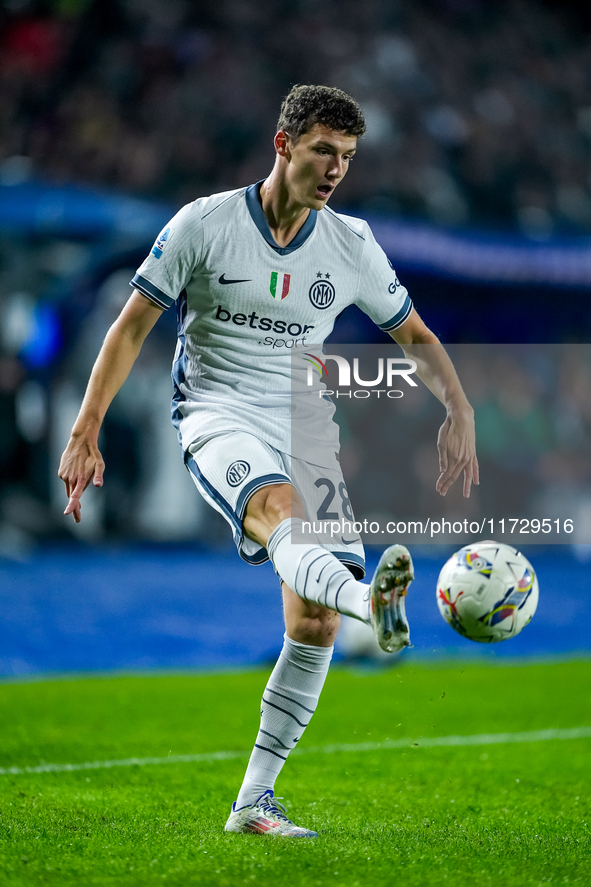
xmin=58 ymin=436 xmax=105 ymax=523
xmin=436 ymin=408 xmax=479 ymax=498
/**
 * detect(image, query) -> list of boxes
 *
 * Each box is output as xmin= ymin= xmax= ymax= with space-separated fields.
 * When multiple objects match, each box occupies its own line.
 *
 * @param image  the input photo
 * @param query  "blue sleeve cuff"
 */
xmin=130 ymin=273 xmax=175 ymax=310
xmin=377 ymin=295 xmax=413 ymax=331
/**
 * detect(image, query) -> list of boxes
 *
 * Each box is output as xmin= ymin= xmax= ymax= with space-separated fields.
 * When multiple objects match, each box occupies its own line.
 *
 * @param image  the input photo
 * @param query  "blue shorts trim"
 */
xmin=240 ymin=548 xmax=272 ymax=566
xmin=186 ymin=456 xmax=242 ymax=536
xmin=187 ymin=457 xmax=291 ymax=567
xmin=235 ymin=473 xmax=291 ymax=518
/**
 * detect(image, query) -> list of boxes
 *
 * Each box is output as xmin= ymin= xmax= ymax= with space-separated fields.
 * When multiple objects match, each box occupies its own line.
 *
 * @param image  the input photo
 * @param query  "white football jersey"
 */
xmin=132 ymin=183 xmax=413 ymax=456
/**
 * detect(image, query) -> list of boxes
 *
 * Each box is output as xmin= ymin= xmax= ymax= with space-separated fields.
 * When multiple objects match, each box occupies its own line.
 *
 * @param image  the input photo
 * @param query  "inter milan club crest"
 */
xmin=269 ymin=271 xmax=291 ymax=299
xmin=309 ymin=274 xmax=336 ymax=309
xmin=226 ymin=460 xmax=250 ymax=487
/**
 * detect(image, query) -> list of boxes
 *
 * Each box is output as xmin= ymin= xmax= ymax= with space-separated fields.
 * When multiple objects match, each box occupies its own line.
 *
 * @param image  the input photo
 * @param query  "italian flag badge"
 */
xmin=269 ymin=271 xmax=291 ymax=299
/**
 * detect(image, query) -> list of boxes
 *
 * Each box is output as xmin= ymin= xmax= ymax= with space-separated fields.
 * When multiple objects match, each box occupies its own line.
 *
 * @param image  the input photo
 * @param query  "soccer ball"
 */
xmin=436 ymin=541 xmax=539 ymax=643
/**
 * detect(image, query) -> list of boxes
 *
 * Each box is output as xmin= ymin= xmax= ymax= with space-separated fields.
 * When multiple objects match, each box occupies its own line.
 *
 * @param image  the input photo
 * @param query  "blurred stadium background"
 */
xmin=1 ymin=0 xmax=590 ymax=675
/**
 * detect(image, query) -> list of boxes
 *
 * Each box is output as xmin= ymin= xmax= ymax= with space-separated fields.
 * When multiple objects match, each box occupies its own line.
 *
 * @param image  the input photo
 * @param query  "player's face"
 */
xmin=284 ymin=124 xmax=357 ymax=209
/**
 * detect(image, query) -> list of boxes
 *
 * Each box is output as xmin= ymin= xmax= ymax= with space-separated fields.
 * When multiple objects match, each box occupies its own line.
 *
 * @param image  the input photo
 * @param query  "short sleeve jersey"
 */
xmin=132 ymin=183 xmax=413 ymax=456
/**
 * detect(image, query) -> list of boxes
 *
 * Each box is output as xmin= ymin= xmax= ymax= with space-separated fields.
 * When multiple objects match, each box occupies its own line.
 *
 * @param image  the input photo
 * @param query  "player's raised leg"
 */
xmin=244 ymin=484 xmax=414 ymax=652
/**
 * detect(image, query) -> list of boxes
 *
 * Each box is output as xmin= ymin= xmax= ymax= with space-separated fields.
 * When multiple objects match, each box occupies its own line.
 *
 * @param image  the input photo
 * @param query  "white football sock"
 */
xmin=267 ymin=518 xmax=371 ymax=624
xmin=235 ymin=634 xmax=333 ymax=809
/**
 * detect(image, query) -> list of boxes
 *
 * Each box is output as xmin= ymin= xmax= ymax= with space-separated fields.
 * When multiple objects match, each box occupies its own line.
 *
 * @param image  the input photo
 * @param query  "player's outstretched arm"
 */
xmin=390 ymin=309 xmax=479 ymax=498
xmin=58 ymin=290 xmax=163 ymax=522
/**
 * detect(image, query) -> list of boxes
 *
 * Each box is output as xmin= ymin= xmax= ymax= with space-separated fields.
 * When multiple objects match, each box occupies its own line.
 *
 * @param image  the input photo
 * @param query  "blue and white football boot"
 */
xmin=224 ymin=790 xmax=318 ymax=838
xmin=369 ymin=544 xmax=414 ymax=652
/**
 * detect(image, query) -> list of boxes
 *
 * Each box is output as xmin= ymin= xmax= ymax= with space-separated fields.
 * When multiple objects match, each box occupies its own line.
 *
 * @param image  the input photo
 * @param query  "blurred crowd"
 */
xmin=1 ymin=0 xmax=591 ymax=551
xmin=1 ymin=0 xmax=591 ymax=236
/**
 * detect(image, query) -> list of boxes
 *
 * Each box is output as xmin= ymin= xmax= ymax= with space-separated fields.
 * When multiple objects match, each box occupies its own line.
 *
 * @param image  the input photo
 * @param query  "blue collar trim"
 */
xmin=245 ymin=182 xmax=317 ymax=255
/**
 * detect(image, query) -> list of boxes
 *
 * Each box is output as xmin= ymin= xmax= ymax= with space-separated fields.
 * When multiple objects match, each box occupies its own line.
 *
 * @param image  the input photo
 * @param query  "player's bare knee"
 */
xmin=263 ymin=485 xmax=295 ymax=525
xmin=292 ymin=609 xmax=340 ymax=647
xmin=323 ymin=608 xmax=341 ymax=643
xmin=244 ymin=483 xmax=305 ymax=544
xmin=318 ymin=611 xmax=340 ymax=645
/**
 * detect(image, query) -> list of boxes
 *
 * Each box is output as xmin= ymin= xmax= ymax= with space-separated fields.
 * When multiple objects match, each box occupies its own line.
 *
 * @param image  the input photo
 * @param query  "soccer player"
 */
xmin=59 ymin=85 xmax=477 ymax=838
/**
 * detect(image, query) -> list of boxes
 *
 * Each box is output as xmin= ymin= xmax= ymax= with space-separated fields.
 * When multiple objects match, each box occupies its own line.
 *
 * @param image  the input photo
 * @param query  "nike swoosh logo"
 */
xmin=341 ymin=536 xmax=358 ymax=546
xmin=219 ymin=274 xmax=252 ymax=285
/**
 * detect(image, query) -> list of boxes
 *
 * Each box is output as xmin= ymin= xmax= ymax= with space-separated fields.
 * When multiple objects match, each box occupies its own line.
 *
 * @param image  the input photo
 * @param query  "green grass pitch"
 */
xmin=0 ymin=659 xmax=589 ymax=887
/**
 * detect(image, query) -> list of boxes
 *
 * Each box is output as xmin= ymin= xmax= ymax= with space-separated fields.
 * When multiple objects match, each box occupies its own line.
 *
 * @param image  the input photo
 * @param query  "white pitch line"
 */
xmin=1 ymin=726 xmax=590 ymax=777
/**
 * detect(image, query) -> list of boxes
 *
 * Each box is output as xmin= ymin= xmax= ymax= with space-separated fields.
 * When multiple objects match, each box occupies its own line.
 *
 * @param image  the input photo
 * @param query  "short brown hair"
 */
xmin=277 ymin=84 xmax=366 ymax=142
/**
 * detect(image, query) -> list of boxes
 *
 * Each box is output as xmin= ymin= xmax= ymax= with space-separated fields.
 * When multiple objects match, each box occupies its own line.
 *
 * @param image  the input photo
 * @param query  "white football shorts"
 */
xmin=186 ymin=432 xmax=365 ymax=579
